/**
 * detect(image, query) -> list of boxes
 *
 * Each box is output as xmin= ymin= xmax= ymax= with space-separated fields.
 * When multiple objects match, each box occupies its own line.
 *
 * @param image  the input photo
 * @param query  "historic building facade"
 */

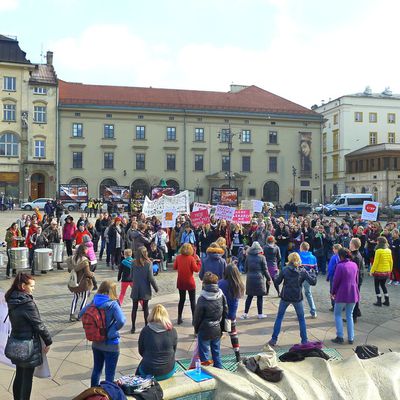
xmin=58 ymin=82 xmax=323 ymax=204
xmin=0 ymin=35 xmax=57 ymax=201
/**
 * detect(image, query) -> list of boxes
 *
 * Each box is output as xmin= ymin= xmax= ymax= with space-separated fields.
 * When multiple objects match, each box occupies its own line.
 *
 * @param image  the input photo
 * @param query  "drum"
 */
xmin=34 ymin=248 xmax=53 ymax=271
xmin=51 ymin=243 xmax=64 ymax=263
xmin=10 ymin=247 xmax=29 ymax=271
xmin=0 ymin=253 xmax=4 ymax=267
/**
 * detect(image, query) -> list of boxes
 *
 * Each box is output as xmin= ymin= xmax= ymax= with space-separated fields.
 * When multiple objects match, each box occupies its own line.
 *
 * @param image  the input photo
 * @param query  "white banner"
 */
xmin=0 ymin=291 xmax=13 ymax=368
xmin=143 ymin=190 xmax=190 ymax=217
xmin=361 ymin=201 xmax=380 ymax=221
xmin=252 ymin=200 xmax=264 ymax=213
xmin=241 ymin=200 xmax=253 ymax=212
xmin=192 ymin=202 xmax=212 ymax=214
xmin=161 ymin=208 xmax=178 ymax=228
xmin=214 ymin=205 xmax=236 ymax=221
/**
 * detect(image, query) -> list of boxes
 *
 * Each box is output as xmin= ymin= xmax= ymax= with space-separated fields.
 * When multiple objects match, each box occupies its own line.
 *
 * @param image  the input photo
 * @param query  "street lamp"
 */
xmin=195 ymin=179 xmax=200 ymax=202
xmin=218 ymin=127 xmax=241 ymax=188
xmin=292 ymin=166 xmax=297 ymax=202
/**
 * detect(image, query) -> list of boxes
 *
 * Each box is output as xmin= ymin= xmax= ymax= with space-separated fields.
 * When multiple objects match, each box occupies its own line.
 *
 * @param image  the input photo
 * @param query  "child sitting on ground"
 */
xmin=149 ymin=241 xmax=162 ymax=276
xmin=118 ymin=249 xmax=133 ymax=304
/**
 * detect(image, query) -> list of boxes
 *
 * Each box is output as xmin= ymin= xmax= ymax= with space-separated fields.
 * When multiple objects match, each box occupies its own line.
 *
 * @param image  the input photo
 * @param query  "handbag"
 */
xmin=5 ymin=336 xmax=34 ymax=363
xmin=224 ymin=318 xmax=232 ymax=333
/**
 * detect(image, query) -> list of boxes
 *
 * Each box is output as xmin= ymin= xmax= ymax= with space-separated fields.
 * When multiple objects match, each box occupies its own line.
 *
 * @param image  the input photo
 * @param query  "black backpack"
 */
xmin=355 ymin=345 xmax=380 ymax=360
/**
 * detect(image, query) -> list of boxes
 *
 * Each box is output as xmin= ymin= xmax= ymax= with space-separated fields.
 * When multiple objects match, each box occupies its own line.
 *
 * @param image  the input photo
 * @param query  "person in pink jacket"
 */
xmin=62 ymin=216 xmax=76 ymax=256
xmin=82 ymin=235 xmax=98 ymax=290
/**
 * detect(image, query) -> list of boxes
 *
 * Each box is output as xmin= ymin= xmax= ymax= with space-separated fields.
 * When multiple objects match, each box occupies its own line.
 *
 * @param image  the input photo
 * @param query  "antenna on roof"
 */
xmin=364 ymin=86 xmax=372 ymax=95
xmin=40 ymin=43 xmax=45 ymax=63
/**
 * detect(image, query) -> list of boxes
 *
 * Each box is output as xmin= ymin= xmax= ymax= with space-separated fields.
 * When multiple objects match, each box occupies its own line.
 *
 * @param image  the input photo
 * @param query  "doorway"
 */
xmin=31 ymin=173 xmax=45 ymax=199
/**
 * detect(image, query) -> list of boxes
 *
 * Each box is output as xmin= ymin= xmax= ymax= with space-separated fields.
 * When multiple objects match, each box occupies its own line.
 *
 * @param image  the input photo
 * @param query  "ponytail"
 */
xmin=5 ymin=272 xmax=34 ymax=301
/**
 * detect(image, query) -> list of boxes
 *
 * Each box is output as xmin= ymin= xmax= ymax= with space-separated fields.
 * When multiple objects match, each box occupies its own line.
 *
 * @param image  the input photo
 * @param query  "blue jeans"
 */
xmin=197 ymin=334 xmax=222 ymax=369
xmin=91 ymin=347 xmax=120 ymax=387
xmin=334 ymin=303 xmax=355 ymax=341
xmin=272 ymin=300 xmax=308 ymax=344
xmin=303 ymin=281 xmax=316 ymax=316
xmin=317 ymin=255 xmax=326 ymax=275
xmin=278 ymin=244 xmax=288 ymax=268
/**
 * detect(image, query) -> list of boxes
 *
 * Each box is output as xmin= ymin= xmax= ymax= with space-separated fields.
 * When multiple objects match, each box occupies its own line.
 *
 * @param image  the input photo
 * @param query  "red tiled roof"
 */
xmin=59 ymin=80 xmax=318 ymax=116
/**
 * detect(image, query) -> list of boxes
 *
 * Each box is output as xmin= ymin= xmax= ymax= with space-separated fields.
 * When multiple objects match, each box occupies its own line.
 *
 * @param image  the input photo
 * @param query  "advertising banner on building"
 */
xmin=210 ymin=188 xmax=238 ymax=207
xmin=190 ymin=209 xmax=210 ymax=227
xmin=361 ymin=201 xmax=380 ymax=221
xmin=214 ymin=204 xmax=236 ymax=221
xmin=232 ymin=209 xmax=252 ymax=224
xmin=300 ymin=132 xmax=312 ymax=178
xmin=59 ymin=184 xmax=88 ymax=202
xmin=143 ymin=190 xmax=190 ymax=217
xmin=151 ymin=186 xmax=176 ymax=200
xmin=103 ymin=186 xmax=131 ymax=203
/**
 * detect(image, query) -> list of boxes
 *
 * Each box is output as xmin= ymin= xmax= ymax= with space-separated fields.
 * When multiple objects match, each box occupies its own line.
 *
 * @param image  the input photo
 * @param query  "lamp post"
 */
xmin=195 ymin=179 xmax=200 ymax=202
xmin=292 ymin=166 xmax=297 ymax=202
xmin=218 ymin=127 xmax=240 ymax=188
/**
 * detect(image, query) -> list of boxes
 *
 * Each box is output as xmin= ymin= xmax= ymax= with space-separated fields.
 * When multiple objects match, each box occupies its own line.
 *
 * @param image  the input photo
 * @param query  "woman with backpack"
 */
xmin=130 ymin=246 xmax=159 ymax=334
xmin=67 ymin=244 xmax=94 ymax=322
xmin=79 ymin=281 xmax=126 ymax=387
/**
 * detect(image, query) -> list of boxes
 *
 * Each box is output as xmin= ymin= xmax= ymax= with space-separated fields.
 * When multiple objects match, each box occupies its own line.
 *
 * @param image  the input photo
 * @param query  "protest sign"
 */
xmin=361 ymin=201 xmax=380 ymax=221
xmin=190 ymin=209 xmax=210 ymax=227
xmin=241 ymin=200 xmax=253 ymax=212
xmin=252 ymin=200 xmax=264 ymax=213
xmin=162 ymin=208 xmax=178 ymax=228
xmin=192 ymin=202 xmax=212 ymax=213
xmin=214 ymin=205 xmax=236 ymax=221
xmin=232 ymin=209 xmax=251 ymax=224
xmin=143 ymin=190 xmax=190 ymax=217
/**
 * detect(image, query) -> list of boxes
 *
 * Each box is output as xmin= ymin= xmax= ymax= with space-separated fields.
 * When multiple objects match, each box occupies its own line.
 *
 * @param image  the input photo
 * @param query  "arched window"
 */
xmin=263 ymin=181 xmax=279 ymax=202
xmin=99 ymin=178 xmax=118 ymax=197
xmin=166 ymin=179 xmax=180 ymax=193
xmin=131 ymin=179 xmax=150 ymax=197
xmin=0 ymin=132 xmax=19 ymax=156
xmin=69 ymin=178 xmax=87 ymax=186
xmin=361 ymin=186 xmax=366 ymax=194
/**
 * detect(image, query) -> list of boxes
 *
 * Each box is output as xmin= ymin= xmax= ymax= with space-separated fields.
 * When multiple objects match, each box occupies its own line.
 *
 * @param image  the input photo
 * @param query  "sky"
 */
xmin=1 ymin=0 xmax=398 ymax=108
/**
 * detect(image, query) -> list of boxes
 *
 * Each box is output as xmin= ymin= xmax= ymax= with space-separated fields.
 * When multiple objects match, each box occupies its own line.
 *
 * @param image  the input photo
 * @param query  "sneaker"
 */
xmin=69 ymin=315 xmax=77 ymax=322
xmin=388 ymin=280 xmax=393 ymax=285
xmin=311 ymin=314 xmax=317 ymax=319
xmin=5 ymin=275 xmax=11 ymax=279
xmin=268 ymin=339 xmax=277 ymax=347
xmin=329 ymin=307 xmax=334 ymax=312
xmin=394 ymin=281 xmax=400 ymax=286
xmin=331 ymin=336 xmax=344 ymax=344
xmin=240 ymin=313 xmax=248 ymax=320
xmin=348 ymin=339 xmax=354 ymax=344
xmin=257 ymin=314 xmax=267 ymax=319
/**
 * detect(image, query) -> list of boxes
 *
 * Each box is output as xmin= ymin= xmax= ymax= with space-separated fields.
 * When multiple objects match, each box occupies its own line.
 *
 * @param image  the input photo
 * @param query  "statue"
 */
xmin=21 ymin=111 xmax=28 ymax=129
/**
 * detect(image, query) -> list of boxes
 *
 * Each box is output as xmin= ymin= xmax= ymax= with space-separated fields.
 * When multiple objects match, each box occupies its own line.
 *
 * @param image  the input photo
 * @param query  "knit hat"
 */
xmin=250 ymin=241 xmax=263 ymax=252
xmin=82 ymin=235 xmax=91 ymax=243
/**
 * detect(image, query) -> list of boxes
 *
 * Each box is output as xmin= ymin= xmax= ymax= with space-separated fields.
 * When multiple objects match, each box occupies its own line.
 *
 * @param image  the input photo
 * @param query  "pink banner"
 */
xmin=190 ymin=209 xmax=210 ymax=227
xmin=232 ymin=209 xmax=251 ymax=224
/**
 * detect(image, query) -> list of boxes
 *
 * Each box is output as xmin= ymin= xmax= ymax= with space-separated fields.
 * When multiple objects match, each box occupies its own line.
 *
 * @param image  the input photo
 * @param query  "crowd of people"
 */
xmin=3 ymin=205 xmax=399 ymax=399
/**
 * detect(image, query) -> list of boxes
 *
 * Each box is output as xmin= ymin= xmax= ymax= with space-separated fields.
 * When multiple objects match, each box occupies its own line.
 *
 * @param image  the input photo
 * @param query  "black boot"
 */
xmin=177 ymin=316 xmax=183 ymax=325
xmin=373 ymin=296 xmax=382 ymax=307
xmin=235 ymin=351 xmax=241 ymax=362
xmin=383 ymin=296 xmax=390 ymax=306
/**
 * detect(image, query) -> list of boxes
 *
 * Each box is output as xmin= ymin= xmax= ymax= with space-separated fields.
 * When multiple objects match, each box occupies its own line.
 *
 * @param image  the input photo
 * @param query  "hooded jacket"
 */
xmin=138 ymin=322 xmax=177 ymax=376
xmin=245 ymin=247 xmax=271 ymax=296
xmin=6 ymin=290 xmax=52 ymax=367
xmin=299 ymin=251 xmax=318 ymax=272
xmin=263 ymin=243 xmax=281 ymax=268
xmin=193 ymin=284 xmax=227 ymax=340
xmin=67 ymin=255 xmax=94 ymax=293
xmin=199 ymin=247 xmax=226 ymax=280
xmin=118 ymin=256 xmax=133 ymax=282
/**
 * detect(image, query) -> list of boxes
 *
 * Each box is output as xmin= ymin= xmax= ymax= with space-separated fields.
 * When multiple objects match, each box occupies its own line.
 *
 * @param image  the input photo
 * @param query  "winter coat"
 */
xmin=199 ymin=229 xmax=216 ymax=253
xmin=108 ymin=224 xmax=125 ymax=251
xmin=85 ymin=240 xmax=97 ymax=264
xmin=299 ymin=251 xmax=318 ymax=272
xmin=193 ymin=284 xmax=227 ymax=340
xmin=351 ymin=250 xmax=365 ymax=283
xmin=155 ymin=230 xmax=169 ymax=253
xmin=5 ymin=227 xmax=21 ymax=249
xmin=75 ymin=229 xmax=91 ymax=246
xmin=370 ymin=248 xmax=393 ymax=275
xmin=274 ymin=226 xmax=290 ymax=246
xmin=132 ymin=230 xmax=153 ymax=253
xmin=263 ymin=243 xmax=281 ymax=268
xmin=44 ymin=226 xmax=61 ymax=244
xmin=118 ymin=256 xmax=133 ymax=282
xmin=130 ymin=261 xmax=159 ymax=301
xmin=79 ymin=294 xmax=125 ymax=346
xmin=244 ymin=248 xmax=271 ymax=296
xmin=180 ymin=229 xmax=196 ymax=245
xmin=274 ymin=264 xmax=317 ymax=303
xmin=6 ymin=290 xmax=52 ymax=368
xmin=63 ymin=222 xmax=76 ymax=240
xmin=332 ymin=259 xmax=360 ymax=303
xmin=138 ymin=322 xmax=178 ymax=377
xmin=199 ymin=247 xmax=227 ymax=280
xmin=67 ymin=256 xmax=94 ymax=293
xmin=327 ymin=254 xmax=340 ymax=282
xmin=173 ymin=254 xmax=201 ymax=291
xmin=251 ymin=229 xmax=269 ymax=247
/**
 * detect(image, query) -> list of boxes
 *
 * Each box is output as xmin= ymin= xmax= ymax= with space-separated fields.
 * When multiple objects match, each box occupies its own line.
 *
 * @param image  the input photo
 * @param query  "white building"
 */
xmin=315 ymin=87 xmax=400 ymax=200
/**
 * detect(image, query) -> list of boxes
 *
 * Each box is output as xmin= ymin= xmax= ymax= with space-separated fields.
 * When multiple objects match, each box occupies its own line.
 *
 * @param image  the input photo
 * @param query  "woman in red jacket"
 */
xmin=173 ymin=243 xmax=201 ymax=325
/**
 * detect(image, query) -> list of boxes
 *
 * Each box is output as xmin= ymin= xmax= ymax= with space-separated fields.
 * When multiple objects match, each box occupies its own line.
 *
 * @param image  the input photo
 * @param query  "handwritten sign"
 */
xmin=232 ymin=209 xmax=251 ymax=224
xmin=252 ymin=200 xmax=264 ymax=213
xmin=241 ymin=200 xmax=253 ymax=212
xmin=190 ymin=209 xmax=210 ymax=227
xmin=162 ymin=208 xmax=178 ymax=228
xmin=214 ymin=205 xmax=236 ymax=221
xmin=361 ymin=201 xmax=379 ymax=221
xmin=192 ymin=202 xmax=212 ymax=214
xmin=143 ymin=190 xmax=190 ymax=217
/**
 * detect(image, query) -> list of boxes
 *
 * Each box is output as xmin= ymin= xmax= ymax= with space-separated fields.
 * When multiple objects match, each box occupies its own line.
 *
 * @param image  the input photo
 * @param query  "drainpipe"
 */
xmin=183 ymin=110 xmax=187 ymax=189
xmin=320 ymin=118 xmax=326 ymax=203
xmin=56 ymin=85 xmax=60 ymax=198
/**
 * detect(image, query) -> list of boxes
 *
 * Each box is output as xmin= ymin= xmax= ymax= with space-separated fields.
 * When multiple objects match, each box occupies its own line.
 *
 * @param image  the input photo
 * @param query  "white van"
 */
xmin=324 ymin=193 xmax=373 ymax=216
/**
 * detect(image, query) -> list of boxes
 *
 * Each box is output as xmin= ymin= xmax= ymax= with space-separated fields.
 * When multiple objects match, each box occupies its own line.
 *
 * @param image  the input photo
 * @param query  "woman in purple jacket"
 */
xmin=331 ymin=248 xmax=360 ymax=345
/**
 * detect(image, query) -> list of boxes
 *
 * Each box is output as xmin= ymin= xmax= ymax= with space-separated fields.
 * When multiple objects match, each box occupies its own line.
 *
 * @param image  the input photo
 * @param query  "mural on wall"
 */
xmin=300 ymin=132 xmax=312 ymax=177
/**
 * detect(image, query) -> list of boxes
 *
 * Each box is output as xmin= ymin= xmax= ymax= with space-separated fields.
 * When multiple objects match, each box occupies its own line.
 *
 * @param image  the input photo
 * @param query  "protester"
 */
xmin=326 ymin=244 xmax=342 ymax=311
xmin=79 ymin=281 xmax=125 ymax=387
xmin=350 ymin=238 xmax=365 ymax=323
xmin=389 ymin=228 xmax=400 ymax=285
xmin=137 ymin=304 xmax=178 ymax=381
xmin=108 ymin=217 xmax=124 ymax=270
xmin=269 ymin=252 xmax=317 ymax=346
xmin=263 ymin=236 xmax=281 ymax=296
xmin=63 ymin=216 xmax=76 ymax=256
xmin=199 ymin=242 xmax=227 ymax=280
xmin=299 ymin=242 xmax=318 ymax=318
xmin=5 ymin=222 xmax=21 ymax=278
xmin=118 ymin=248 xmax=134 ymax=305
xmin=5 ymin=273 xmax=52 ymax=400
xmin=275 ymin=221 xmax=290 ymax=268
xmin=82 ymin=234 xmax=98 ymax=291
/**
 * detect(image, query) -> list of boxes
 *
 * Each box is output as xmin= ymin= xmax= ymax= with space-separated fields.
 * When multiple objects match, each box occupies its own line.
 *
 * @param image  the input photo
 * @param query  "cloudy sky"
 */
xmin=1 ymin=0 xmax=398 ymax=108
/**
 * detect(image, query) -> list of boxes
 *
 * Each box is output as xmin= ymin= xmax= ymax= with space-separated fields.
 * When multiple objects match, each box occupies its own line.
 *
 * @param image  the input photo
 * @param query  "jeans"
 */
xmin=244 ymin=295 xmax=263 ymax=314
xmin=278 ymin=244 xmax=288 ymax=268
xmin=13 ymin=366 xmax=35 ymax=400
xmin=316 ymin=255 xmax=326 ymax=275
xmin=91 ymin=347 xmax=120 ymax=387
xmin=303 ymin=281 xmax=316 ymax=316
xmin=334 ymin=302 xmax=356 ymax=341
xmin=197 ymin=333 xmax=222 ymax=368
xmin=99 ymin=237 xmax=106 ymax=259
xmin=272 ymin=300 xmax=308 ymax=343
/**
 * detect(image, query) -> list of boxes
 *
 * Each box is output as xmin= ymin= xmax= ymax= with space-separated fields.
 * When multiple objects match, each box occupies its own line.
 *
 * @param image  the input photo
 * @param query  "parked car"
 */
xmin=62 ymin=202 xmax=82 ymax=212
xmin=382 ymin=198 xmax=400 ymax=215
xmin=296 ymin=202 xmax=313 ymax=216
xmin=21 ymin=198 xmax=53 ymax=211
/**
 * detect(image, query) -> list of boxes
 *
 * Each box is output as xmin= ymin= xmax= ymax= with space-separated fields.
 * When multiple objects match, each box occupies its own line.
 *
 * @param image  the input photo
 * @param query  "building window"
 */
xmin=138 ymin=115 xmax=144 ymax=119
xmin=3 ymin=104 xmax=16 ymax=121
xmin=195 ymin=187 xmax=203 ymax=197
xmin=166 ymin=154 xmax=176 ymax=170
xmin=369 ymin=132 xmax=377 ymax=145
xmin=323 ymin=156 xmax=327 ymax=178
xmin=322 ymin=132 xmax=327 ymax=153
xmin=241 ymin=130 xmax=251 ymax=143
xmin=3 ymin=77 xmax=16 ymax=91
xmin=195 ymin=128 xmax=204 ymax=141
xmin=369 ymin=112 xmax=377 ymax=123
xmin=166 ymin=127 xmax=176 ymax=141
xmin=222 ymin=155 xmax=230 ymax=171
xmin=194 ymin=154 xmax=204 ymax=171
xmin=169 ymin=116 xmax=175 ymax=121
xmin=33 ymin=87 xmax=47 ymax=95
xmin=34 ymin=140 xmax=45 ymax=158
xmin=103 ymin=124 xmax=114 ymax=139
xmin=0 ymin=133 xmax=19 ymax=156
xmin=74 ymin=112 xmax=81 ymax=117
xmin=269 ymin=156 xmax=277 ymax=172
xmin=106 ymin=113 xmax=112 ymax=118
xmin=354 ymin=112 xmax=363 ymax=122
xmin=242 ymin=156 xmax=251 ymax=172
xmin=136 ymin=126 xmax=145 ymax=140
xmin=249 ymin=188 xmax=256 ymax=197
xmin=333 ymin=113 xmax=338 ymax=125
xmin=388 ymin=113 xmax=396 ymax=123
xmin=72 ymin=152 xmax=82 ymax=168
xmin=333 ymin=130 xmax=339 ymax=151
xmin=104 ymin=152 xmax=114 ymax=169
xmin=136 ymin=153 xmax=145 ymax=170
xmin=72 ymin=123 xmax=83 ymax=137
xmin=33 ymin=106 xmax=47 ymax=123
xmin=220 ymin=129 xmax=230 ymax=143
xmin=388 ymin=132 xmax=396 ymax=143
xmin=269 ymin=131 xmax=278 ymax=144
xmin=332 ymin=155 xmax=339 ymax=177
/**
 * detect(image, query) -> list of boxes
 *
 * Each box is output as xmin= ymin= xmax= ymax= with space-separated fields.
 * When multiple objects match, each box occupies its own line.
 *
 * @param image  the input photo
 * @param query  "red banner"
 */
xmin=190 ymin=209 xmax=210 ymax=228
xmin=232 ymin=209 xmax=251 ymax=224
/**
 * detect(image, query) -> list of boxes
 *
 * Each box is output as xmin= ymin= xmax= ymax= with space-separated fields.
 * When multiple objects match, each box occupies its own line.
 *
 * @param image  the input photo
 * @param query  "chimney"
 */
xmin=230 ymin=84 xmax=248 ymax=93
xmin=46 ymin=51 xmax=53 ymax=65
